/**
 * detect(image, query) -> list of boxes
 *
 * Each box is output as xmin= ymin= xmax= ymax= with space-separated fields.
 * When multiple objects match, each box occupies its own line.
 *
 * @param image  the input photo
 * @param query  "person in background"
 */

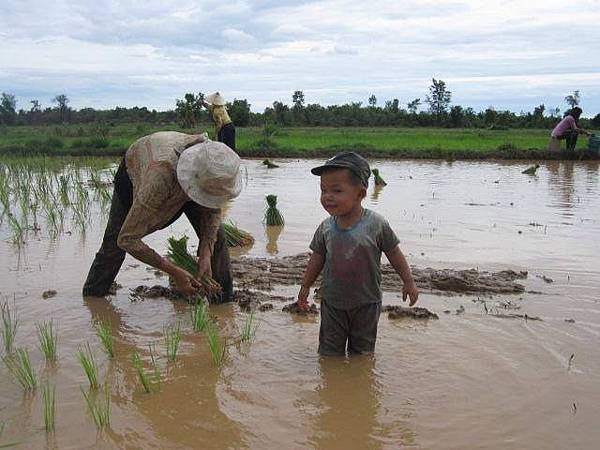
xmin=549 ymin=107 xmax=590 ymax=152
xmin=297 ymin=152 xmax=419 ymax=356
xmin=82 ymin=131 xmax=243 ymax=302
xmin=202 ymin=92 xmax=236 ymax=151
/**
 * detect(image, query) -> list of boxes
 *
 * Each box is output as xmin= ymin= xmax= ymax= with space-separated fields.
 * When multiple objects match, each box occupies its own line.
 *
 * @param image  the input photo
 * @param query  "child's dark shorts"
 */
xmin=318 ymin=299 xmax=381 ymax=356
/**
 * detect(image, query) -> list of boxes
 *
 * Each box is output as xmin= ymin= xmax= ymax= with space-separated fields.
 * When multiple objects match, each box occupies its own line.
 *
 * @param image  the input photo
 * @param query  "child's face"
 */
xmin=320 ymin=169 xmax=365 ymax=217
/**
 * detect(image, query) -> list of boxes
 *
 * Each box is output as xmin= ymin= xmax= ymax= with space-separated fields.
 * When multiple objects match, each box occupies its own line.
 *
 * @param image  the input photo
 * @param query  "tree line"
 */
xmin=1 ymin=80 xmax=598 ymax=129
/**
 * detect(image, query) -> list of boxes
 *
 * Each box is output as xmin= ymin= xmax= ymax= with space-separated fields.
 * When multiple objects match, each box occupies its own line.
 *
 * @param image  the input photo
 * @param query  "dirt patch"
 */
xmin=282 ymin=302 xmax=319 ymax=315
xmin=232 ymin=253 xmax=528 ymax=296
xmin=383 ymin=305 xmax=438 ymax=320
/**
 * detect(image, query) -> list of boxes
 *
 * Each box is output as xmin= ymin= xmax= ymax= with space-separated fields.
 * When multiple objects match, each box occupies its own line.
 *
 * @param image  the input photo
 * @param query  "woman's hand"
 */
xmin=172 ymin=267 xmax=202 ymax=297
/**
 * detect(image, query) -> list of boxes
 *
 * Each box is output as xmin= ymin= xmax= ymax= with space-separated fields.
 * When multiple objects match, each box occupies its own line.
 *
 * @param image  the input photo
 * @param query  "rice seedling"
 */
xmin=372 ymin=168 xmax=387 ymax=186
xmin=81 ymin=384 xmax=111 ymax=429
xmin=239 ymin=311 xmax=258 ymax=343
xmin=167 ymin=235 xmax=222 ymax=295
xmin=42 ymin=381 xmax=56 ymax=432
xmin=94 ymin=320 xmax=114 ymax=358
xmin=36 ymin=320 xmax=58 ymax=362
xmin=4 ymin=348 xmax=37 ymax=392
xmin=262 ymin=158 xmax=279 ymax=168
xmin=190 ymin=298 xmax=210 ymax=332
xmin=223 ymin=220 xmax=254 ymax=247
xmin=264 ymin=194 xmax=284 ymax=226
xmin=132 ymin=347 xmax=161 ymax=393
xmin=163 ymin=322 xmax=182 ymax=362
xmin=77 ymin=343 xmax=99 ymax=389
xmin=1 ymin=300 xmax=18 ymax=355
xmin=205 ymin=321 xmax=227 ymax=367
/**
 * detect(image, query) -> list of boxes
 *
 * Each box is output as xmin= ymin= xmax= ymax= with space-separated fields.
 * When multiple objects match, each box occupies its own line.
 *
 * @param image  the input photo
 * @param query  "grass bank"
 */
xmin=0 ymin=123 xmax=596 ymax=160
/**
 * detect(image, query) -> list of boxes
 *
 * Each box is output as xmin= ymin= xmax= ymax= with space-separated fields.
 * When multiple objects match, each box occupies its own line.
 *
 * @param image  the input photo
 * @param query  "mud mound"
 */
xmin=383 ymin=305 xmax=438 ymax=320
xmin=282 ymin=302 xmax=319 ymax=315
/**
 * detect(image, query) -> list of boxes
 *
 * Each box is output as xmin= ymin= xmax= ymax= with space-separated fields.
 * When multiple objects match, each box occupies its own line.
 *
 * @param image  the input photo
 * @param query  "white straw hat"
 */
xmin=205 ymin=92 xmax=226 ymax=106
xmin=177 ymin=140 xmax=243 ymax=208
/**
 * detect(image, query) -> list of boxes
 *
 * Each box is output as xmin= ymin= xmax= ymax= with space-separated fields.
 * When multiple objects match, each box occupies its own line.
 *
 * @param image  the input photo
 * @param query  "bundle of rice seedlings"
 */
xmin=191 ymin=298 xmax=210 ymax=332
xmin=167 ymin=235 xmax=222 ymax=295
xmin=239 ymin=311 xmax=258 ymax=343
xmin=81 ymin=384 xmax=111 ymax=429
xmin=223 ymin=220 xmax=254 ymax=247
xmin=4 ymin=348 xmax=37 ymax=391
xmin=77 ymin=343 xmax=99 ymax=389
xmin=36 ymin=320 xmax=58 ymax=362
xmin=95 ymin=320 xmax=114 ymax=358
xmin=372 ymin=168 xmax=387 ymax=186
xmin=262 ymin=159 xmax=279 ymax=168
xmin=1 ymin=300 xmax=18 ymax=355
xmin=205 ymin=321 xmax=227 ymax=367
xmin=264 ymin=195 xmax=284 ymax=226
xmin=163 ymin=322 xmax=182 ymax=362
xmin=42 ymin=381 xmax=56 ymax=432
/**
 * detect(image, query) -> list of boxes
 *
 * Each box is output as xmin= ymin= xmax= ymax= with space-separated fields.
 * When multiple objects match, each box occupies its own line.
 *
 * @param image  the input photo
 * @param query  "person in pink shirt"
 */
xmin=549 ymin=107 xmax=590 ymax=151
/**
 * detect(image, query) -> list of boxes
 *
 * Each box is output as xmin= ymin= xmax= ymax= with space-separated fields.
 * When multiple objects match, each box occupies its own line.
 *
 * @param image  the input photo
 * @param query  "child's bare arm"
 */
xmin=385 ymin=245 xmax=419 ymax=306
xmin=297 ymin=252 xmax=325 ymax=310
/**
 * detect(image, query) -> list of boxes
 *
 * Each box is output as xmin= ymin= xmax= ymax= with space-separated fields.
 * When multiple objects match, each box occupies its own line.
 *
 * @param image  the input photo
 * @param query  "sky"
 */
xmin=1 ymin=0 xmax=599 ymax=115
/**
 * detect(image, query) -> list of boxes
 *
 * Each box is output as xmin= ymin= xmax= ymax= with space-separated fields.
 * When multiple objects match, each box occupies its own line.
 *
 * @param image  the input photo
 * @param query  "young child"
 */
xmin=297 ymin=152 xmax=419 ymax=356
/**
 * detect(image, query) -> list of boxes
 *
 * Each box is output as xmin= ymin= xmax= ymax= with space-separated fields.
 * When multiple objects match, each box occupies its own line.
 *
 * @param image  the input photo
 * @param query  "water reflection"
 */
xmin=371 ymin=185 xmax=384 ymax=203
xmin=265 ymin=225 xmax=284 ymax=254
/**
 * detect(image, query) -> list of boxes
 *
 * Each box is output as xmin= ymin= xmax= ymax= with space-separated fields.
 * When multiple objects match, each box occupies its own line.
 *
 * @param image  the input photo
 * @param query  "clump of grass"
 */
xmin=4 ymin=348 xmax=37 ymax=391
xmin=42 ymin=381 xmax=56 ymax=432
xmin=372 ymin=168 xmax=387 ymax=186
xmin=262 ymin=158 xmax=279 ymax=168
xmin=264 ymin=194 xmax=284 ymax=226
xmin=36 ymin=320 xmax=58 ymax=362
xmin=132 ymin=351 xmax=155 ymax=393
xmin=1 ymin=300 xmax=18 ymax=355
xmin=77 ymin=343 xmax=99 ymax=389
xmin=167 ymin=235 xmax=222 ymax=295
xmin=223 ymin=220 xmax=254 ymax=247
xmin=163 ymin=322 xmax=182 ymax=362
xmin=191 ymin=299 xmax=210 ymax=332
xmin=95 ymin=320 xmax=114 ymax=358
xmin=81 ymin=384 xmax=111 ymax=429
xmin=206 ymin=321 xmax=227 ymax=367
xmin=239 ymin=311 xmax=258 ymax=343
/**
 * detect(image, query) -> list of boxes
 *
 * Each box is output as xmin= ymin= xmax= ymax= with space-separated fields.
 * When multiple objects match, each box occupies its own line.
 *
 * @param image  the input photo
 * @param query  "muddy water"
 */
xmin=1 ymin=159 xmax=599 ymax=449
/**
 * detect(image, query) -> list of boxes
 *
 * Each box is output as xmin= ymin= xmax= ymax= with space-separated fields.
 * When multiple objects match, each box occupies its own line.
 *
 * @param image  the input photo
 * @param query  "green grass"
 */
xmin=1 ymin=123 xmax=593 ymax=159
xmin=4 ymin=348 xmax=37 ymax=391
xmin=190 ymin=299 xmax=210 ymax=332
xmin=239 ymin=312 xmax=258 ymax=343
xmin=163 ymin=322 xmax=182 ymax=362
xmin=0 ymin=301 xmax=18 ymax=355
xmin=36 ymin=320 xmax=58 ymax=362
xmin=94 ymin=320 xmax=114 ymax=358
xmin=42 ymin=381 xmax=56 ymax=432
xmin=81 ymin=384 xmax=111 ymax=429
xmin=77 ymin=343 xmax=99 ymax=389
xmin=206 ymin=321 xmax=227 ymax=367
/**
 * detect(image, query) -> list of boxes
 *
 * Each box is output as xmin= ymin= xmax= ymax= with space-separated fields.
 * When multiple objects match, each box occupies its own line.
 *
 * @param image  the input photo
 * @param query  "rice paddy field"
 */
xmin=1 ymin=155 xmax=600 ymax=449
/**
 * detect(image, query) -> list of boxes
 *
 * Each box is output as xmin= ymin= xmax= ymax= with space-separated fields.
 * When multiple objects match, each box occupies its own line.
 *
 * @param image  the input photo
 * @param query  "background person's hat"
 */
xmin=177 ymin=140 xmax=243 ymax=208
xmin=311 ymin=152 xmax=371 ymax=187
xmin=205 ymin=92 xmax=226 ymax=106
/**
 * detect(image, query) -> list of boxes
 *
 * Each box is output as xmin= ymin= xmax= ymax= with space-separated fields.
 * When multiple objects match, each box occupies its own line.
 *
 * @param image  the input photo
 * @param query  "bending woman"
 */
xmin=203 ymin=92 xmax=236 ymax=151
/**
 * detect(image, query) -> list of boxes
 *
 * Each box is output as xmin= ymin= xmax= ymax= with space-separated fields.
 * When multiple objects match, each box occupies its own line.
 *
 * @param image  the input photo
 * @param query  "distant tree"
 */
xmin=384 ymin=99 xmax=400 ymax=113
xmin=52 ymin=94 xmax=70 ymax=123
xmin=533 ymin=104 xmax=545 ymax=118
xmin=368 ymin=94 xmax=377 ymax=107
xmin=425 ymin=78 xmax=451 ymax=123
xmin=271 ymin=101 xmax=291 ymax=125
xmin=30 ymin=99 xmax=41 ymax=112
xmin=292 ymin=91 xmax=305 ymax=110
xmin=175 ymin=92 xmax=203 ymax=128
xmin=0 ymin=92 xmax=17 ymax=125
xmin=564 ymin=90 xmax=580 ymax=108
xmin=591 ymin=113 xmax=600 ymax=128
xmin=407 ymin=98 xmax=421 ymax=114
xmin=449 ymin=105 xmax=465 ymax=127
xmin=549 ymin=106 xmax=561 ymax=118
xmin=227 ymin=99 xmax=251 ymax=126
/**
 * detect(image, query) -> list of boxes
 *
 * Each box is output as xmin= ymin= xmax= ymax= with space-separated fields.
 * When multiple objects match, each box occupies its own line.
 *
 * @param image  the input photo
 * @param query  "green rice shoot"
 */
xmin=167 ymin=235 xmax=222 ymax=295
xmin=36 ymin=320 xmax=58 ymax=362
xmin=264 ymin=194 xmax=284 ymax=226
xmin=81 ymin=384 xmax=111 ymax=429
xmin=206 ymin=321 xmax=227 ymax=367
xmin=163 ymin=322 xmax=182 ymax=362
xmin=372 ymin=168 xmax=387 ymax=186
xmin=191 ymin=298 xmax=210 ymax=332
xmin=77 ymin=343 xmax=99 ymax=389
xmin=223 ymin=220 xmax=254 ymax=247
xmin=95 ymin=320 xmax=114 ymax=358
xmin=1 ymin=300 xmax=18 ymax=355
xmin=262 ymin=159 xmax=279 ymax=168
xmin=132 ymin=351 xmax=152 ymax=393
xmin=42 ymin=381 xmax=56 ymax=433
xmin=239 ymin=311 xmax=258 ymax=343
xmin=3 ymin=348 xmax=37 ymax=392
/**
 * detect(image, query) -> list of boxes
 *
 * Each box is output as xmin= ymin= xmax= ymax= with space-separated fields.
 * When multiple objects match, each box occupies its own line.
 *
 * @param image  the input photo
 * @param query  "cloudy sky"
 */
xmin=1 ymin=0 xmax=599 ymax=115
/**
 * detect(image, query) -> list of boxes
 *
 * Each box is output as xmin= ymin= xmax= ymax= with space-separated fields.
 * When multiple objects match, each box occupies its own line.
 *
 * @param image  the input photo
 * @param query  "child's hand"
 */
xmin=297 ymin=285 xmax=310 ymax=311
xmin=402 ymin=281 xmax=419 ymax=306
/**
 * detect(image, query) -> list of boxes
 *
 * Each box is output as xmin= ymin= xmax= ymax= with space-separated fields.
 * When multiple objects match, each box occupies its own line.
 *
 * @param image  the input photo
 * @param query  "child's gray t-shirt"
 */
xmin=310 ymin=209 xmax=400 ymax=310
